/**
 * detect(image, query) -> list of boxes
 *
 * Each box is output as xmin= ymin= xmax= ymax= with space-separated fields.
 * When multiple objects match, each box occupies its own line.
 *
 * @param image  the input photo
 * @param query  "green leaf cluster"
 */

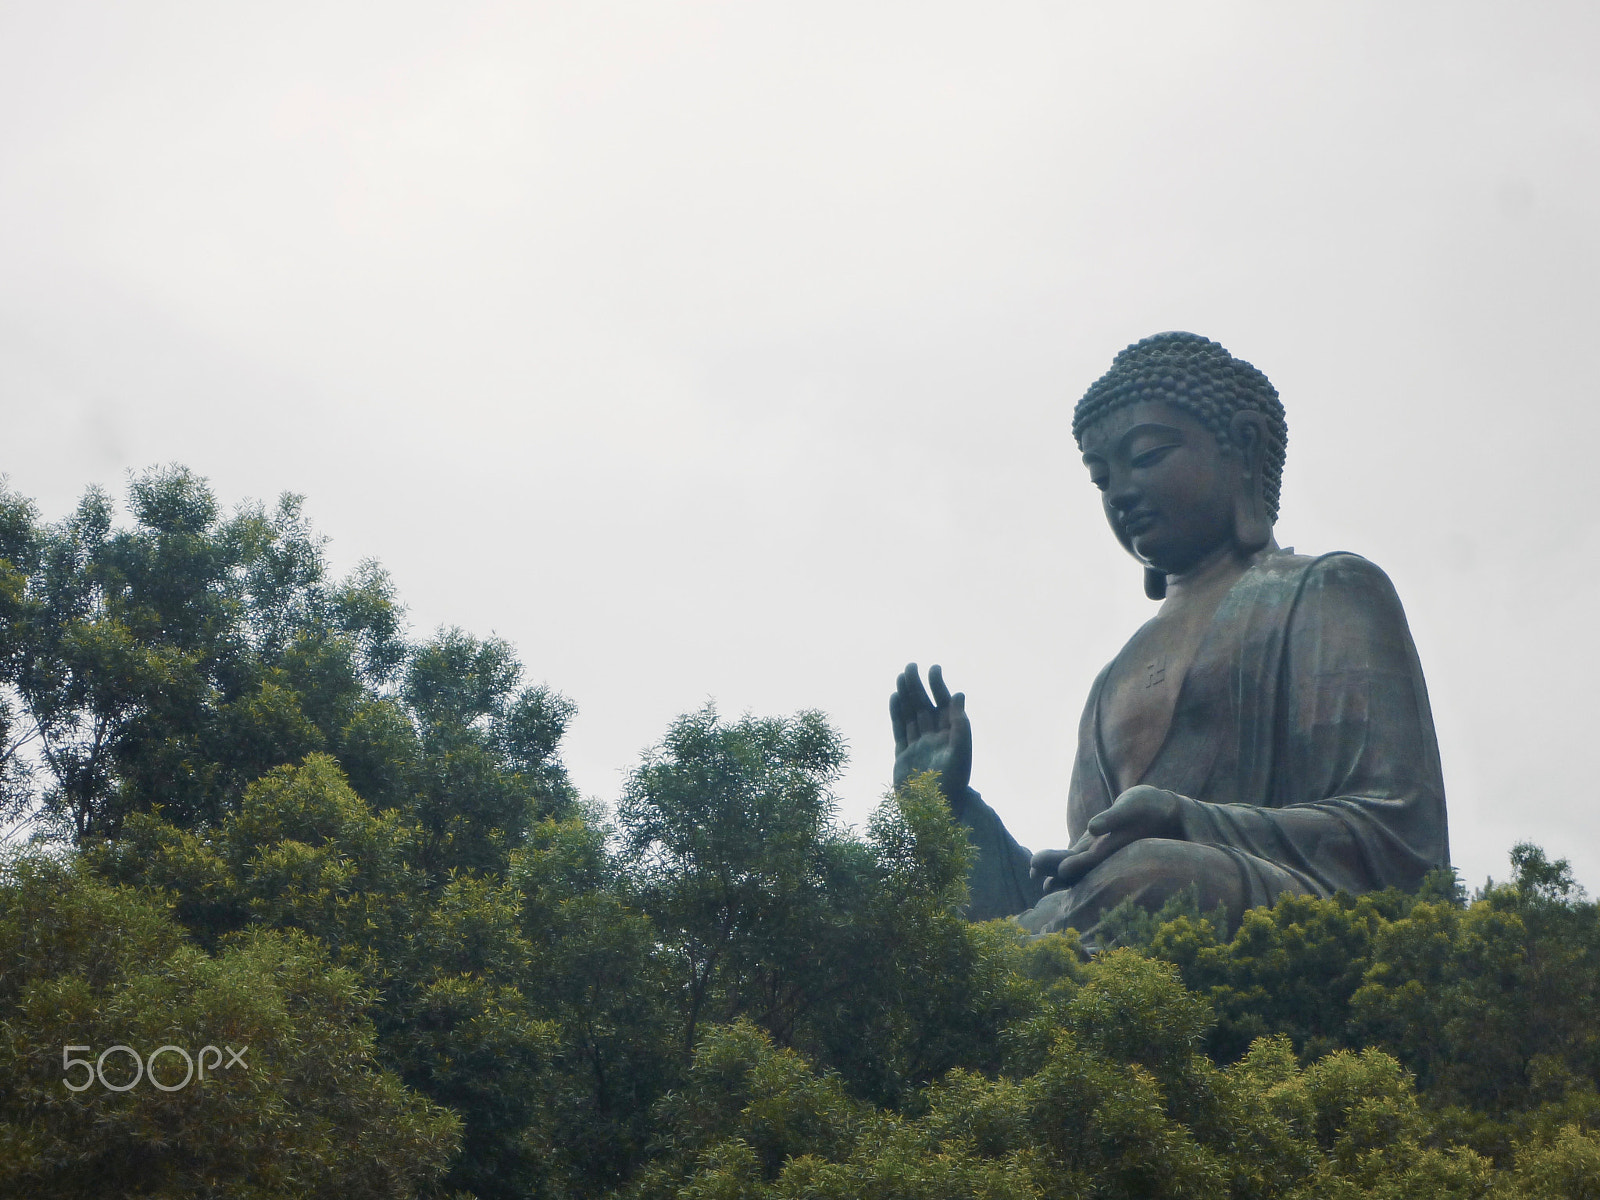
xmin=630 ymin=899 xmax=1600 ymax=1200
xmin=0 ymin=853 xmax=460 ymax=1200
xmin=0 ymin=468 xmax=572 ymax=877
xmin=80 ymin=757 xmax=669 ymax=1199
xmin=617 ymin=715 xmax=1028 ymax=1106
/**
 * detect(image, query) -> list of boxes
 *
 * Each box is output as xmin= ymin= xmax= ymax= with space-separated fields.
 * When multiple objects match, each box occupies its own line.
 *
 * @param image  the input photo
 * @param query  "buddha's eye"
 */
xmin=1090 ymin=474 xmax=1108 ymax=492
xmin=1132 ymin=445 xmax=1178 ymax=469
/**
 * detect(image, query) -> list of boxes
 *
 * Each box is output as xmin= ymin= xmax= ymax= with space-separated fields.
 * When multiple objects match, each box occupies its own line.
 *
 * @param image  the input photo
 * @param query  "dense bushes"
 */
xmin=2 ymin=473 xmax=1599 ymax=1198
xmin=0 ymin=856 xmax=460 ymax=1199
xmin=621 ymin=850 xmax=1600 ymax=1200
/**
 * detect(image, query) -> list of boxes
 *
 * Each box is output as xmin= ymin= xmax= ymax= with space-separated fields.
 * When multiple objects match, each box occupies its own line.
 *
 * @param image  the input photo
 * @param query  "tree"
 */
xmin=88 ymin=753 xmax=674 ymax=1200
xmin=1351 ymin=846 xmax=1600 ymax=1147
xmin=617 ymin=704 xmax=852 ymax=1055
xmin=624 ymin=952 xmax=1521 ymax=1200
xmin=0 ymin=852 xmax=460 ymax=1199
xmin=506 ymin=814 xmax=678 ymax=1195
xmin=1 ymin=469 xmax=576 ymax=888
xmin=1145 ymin=888 xmax=1411 ymax=1064
xmin=4 ymin=469 xmax=405 ymax=840
xmin=399 ymin=627 xmax=576 ymax=877
xmin=17 ymin=469 xmax=1600 ymax=1198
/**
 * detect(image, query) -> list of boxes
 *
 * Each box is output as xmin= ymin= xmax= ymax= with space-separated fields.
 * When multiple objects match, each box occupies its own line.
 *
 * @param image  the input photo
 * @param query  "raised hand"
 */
xmin=890 ymin=662 xmax=972 ymax=802
xmin=1030 ymin=785 xmax=1183 ymax=893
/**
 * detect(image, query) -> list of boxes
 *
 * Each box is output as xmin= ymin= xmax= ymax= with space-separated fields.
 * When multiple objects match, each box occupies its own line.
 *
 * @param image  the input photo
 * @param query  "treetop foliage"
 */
xmin=3 ymin=472 xmax=1600 ymax=1198
xmin=1 ymin=853 xmax=461 ymax=1199
xmin=0 ymin=467 xmax=572 ymax=871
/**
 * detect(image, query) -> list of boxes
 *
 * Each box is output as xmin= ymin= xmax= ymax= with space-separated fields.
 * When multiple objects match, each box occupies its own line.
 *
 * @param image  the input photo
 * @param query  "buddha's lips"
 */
xmin=1121 ymin=509 xmax=1157 ymax=536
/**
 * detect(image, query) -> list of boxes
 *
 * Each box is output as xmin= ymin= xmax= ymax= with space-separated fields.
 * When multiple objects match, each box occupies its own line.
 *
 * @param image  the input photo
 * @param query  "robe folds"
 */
xmin=951 ymin=550 xmax=1451 ymax=934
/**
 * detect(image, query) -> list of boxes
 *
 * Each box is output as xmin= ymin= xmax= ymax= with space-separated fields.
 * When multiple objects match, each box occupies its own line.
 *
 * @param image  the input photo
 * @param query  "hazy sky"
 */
xmin=2 ymin=2 xmax=1597 ymax=889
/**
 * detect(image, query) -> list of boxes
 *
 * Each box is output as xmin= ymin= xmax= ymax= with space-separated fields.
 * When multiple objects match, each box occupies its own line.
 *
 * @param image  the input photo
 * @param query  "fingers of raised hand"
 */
xmin=948 ymin=691 xmax=970 ymax=749
xmin=901 ymin=663 xmax=930 ymax=707
xmin=897 ymin=663 xmax=936 ymax=737
xmin=929 ymin=663 xmax=951 ymax=707
xmin=889 ymin=691 xmax=909 ymax=753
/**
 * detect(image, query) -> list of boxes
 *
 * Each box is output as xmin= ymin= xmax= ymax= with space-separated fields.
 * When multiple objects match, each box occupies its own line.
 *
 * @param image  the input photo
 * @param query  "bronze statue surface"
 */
xmin=890 ymin=332 xmax=1449 ymax=943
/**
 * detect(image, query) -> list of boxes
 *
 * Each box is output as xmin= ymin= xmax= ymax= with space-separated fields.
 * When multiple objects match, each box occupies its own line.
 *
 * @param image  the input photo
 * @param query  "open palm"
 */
xmin=890 ymin=663 xmax=972 ymax=801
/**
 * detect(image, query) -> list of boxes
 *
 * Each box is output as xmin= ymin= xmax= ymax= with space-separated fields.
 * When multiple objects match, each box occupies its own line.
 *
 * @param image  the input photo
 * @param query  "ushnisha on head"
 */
xmin=1075 ymin=333 xmax=1289 ymax=598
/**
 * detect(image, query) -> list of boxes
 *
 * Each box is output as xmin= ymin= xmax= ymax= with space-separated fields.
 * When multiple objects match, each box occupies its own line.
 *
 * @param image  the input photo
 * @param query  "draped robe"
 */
xmin=951 ymin=550 xmax=1451 ymax=937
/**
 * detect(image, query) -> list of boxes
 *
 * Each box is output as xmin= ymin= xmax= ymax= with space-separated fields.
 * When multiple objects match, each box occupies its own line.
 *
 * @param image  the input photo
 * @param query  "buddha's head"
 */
xmin=1074 ymin=332 xmax=1288 ymax=597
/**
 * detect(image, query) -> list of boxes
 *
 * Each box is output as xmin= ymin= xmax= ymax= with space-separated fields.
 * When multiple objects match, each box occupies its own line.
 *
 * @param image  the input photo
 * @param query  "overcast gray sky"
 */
xmin=2 ymin=1 xmax=1597 ymax=889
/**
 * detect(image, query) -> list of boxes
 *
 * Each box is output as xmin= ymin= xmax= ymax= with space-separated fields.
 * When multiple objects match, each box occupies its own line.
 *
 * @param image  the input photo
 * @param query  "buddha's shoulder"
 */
xmin=1252 ymin=549 xmax=1408 ymax=611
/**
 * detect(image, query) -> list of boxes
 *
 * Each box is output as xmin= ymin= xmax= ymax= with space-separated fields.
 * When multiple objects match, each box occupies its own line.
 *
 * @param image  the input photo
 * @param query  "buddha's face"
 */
xmin=1079 ymin=400 xmax=1245 ymax=576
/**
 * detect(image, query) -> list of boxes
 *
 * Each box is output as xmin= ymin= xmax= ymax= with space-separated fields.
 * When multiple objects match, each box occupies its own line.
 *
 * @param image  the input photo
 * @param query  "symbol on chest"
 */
xmin=1144 ymin=658 xmax=1167 ymax=688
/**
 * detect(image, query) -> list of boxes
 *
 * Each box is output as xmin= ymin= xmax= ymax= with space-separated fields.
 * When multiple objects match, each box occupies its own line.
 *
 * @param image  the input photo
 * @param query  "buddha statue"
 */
xmin=890 ymin=332 xmax=1450 ymax=942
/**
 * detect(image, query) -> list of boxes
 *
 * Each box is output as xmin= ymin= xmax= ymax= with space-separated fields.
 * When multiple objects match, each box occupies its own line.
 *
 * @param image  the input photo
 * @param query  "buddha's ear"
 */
xmin=1229 ymin=411 xmax=1272 ymax=553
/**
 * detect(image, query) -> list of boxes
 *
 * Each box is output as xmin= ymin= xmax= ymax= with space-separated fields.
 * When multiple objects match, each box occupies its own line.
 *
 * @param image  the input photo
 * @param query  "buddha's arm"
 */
xmin=950 ymin=787 xmax=1042 ymax=921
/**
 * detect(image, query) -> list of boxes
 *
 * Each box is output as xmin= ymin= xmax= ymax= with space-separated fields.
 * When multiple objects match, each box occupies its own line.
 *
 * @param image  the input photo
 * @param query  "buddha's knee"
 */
xmin=1076 ymin=838 xmax=1246 ymax=914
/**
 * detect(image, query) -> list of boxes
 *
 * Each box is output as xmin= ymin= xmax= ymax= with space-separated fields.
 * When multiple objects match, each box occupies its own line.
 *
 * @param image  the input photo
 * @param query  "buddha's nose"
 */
xmin=1106 ymin=477 xmax=1140 ymax=512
